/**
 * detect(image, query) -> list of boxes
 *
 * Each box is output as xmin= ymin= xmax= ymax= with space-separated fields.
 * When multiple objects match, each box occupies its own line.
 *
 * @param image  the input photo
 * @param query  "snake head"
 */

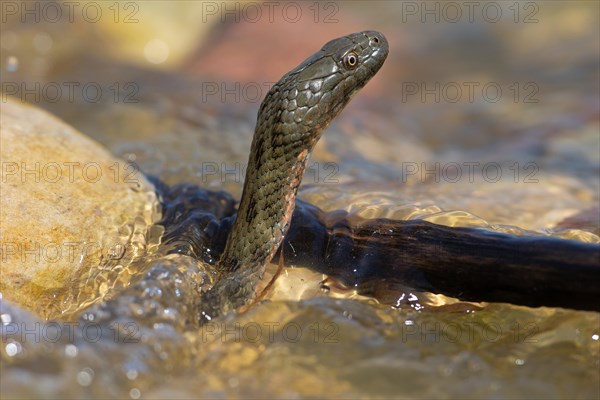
xmin=259 ymin=31 xmax=389 ymax=147
xmin=285 ymin=31 xmax=388 ymax=133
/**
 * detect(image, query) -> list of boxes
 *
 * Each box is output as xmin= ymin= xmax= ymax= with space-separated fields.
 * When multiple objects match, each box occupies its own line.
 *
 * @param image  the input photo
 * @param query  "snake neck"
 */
xmin=218 ymin=109 xmax=316 ymax=273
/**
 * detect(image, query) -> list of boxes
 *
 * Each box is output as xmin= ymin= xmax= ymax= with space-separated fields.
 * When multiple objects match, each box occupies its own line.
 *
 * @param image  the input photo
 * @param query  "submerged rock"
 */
xmin=0 ymin=99 xmax=159 ymax=319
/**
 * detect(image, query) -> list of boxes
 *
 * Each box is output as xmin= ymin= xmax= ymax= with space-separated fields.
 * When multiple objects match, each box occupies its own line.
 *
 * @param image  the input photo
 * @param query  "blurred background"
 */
xmin=1 ymin=1 xmax=599 ymax=398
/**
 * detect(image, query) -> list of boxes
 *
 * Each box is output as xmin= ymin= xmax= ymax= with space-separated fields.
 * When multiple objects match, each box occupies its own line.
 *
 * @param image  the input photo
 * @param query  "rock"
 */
xmin=0 ymin=98 xmax=159 ymax=319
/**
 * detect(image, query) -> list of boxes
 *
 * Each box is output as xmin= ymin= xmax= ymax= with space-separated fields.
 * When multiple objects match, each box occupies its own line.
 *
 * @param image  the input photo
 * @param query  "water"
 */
xmin=1 ymin=2 xmax=599 ymax=398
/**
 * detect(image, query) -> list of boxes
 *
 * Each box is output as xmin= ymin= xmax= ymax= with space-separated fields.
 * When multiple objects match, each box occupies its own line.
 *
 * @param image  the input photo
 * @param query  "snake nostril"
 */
xmin=373 ymin=36 xmax=379 ymax=44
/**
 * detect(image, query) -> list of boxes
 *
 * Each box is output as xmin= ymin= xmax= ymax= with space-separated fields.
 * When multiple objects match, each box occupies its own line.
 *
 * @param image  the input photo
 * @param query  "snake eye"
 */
xmin=343 ymin=52 xmax=358 ymax=68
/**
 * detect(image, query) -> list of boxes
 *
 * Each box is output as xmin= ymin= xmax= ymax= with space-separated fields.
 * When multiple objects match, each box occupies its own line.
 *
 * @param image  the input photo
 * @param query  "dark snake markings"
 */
xmin=156 ymin=31 xmax=599 ymax=315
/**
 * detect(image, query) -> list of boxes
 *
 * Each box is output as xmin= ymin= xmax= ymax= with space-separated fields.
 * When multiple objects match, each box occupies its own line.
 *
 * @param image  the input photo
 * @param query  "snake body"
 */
xmin=198 ymin=31 xmax=388 ymax=318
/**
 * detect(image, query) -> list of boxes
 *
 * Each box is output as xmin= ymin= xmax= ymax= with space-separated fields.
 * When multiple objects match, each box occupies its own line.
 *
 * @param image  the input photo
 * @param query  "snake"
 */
xmin=195 ymin=31 xmax=389 ymax=318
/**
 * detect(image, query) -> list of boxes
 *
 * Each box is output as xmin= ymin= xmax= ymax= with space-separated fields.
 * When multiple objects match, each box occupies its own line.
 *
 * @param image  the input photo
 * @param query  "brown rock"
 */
xmin=0 ymin=98 xmax=159 ymax=319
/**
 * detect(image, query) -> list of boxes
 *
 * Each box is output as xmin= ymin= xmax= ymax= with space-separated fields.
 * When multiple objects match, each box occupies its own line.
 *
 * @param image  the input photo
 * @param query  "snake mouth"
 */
xmin=361 ymin=31 xmax=389 ymax=73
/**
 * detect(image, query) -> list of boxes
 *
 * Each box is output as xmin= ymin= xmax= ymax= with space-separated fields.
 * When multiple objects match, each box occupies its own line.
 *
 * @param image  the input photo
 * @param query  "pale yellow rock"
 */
xmin=0 ymin=98 xmax=159 ymax=319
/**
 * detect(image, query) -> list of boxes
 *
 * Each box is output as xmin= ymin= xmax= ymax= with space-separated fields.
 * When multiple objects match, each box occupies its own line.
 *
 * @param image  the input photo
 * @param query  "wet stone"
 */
xmin=0 ymin=99 xmax=159 ymax=319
